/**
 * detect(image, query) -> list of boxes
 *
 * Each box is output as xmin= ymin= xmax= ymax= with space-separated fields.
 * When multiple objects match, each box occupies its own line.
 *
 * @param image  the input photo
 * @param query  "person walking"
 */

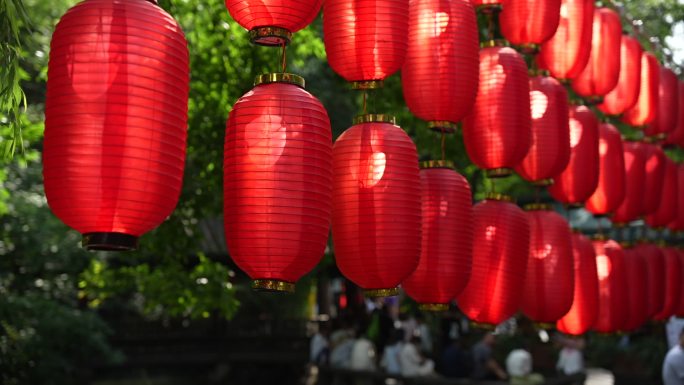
xmin=663 ymin=327 xmax=684 ymax=385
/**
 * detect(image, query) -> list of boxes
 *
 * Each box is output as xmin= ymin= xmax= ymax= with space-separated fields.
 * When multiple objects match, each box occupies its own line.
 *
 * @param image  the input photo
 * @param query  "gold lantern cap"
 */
xmin=419 ymin=303 xmax=449 ymax=312
xmin=485 ymin=192 xmax=513 ymax=203
xmin=254 ymin=73 xmax=305 ymax=88
xmin=524 ymin=203 xmax=553 ymax=211
xmin=249 ymin=26 xmax=292 ymax=47
xmin=364 ymin=287 xmax=399 ymax=298
xmin=252 ymin=279 xmax=295 ymax=293
xmin=353 ymin=114 xmax=397 ymax=125
xmin=420 ymin=160 xmax=454 ymax=170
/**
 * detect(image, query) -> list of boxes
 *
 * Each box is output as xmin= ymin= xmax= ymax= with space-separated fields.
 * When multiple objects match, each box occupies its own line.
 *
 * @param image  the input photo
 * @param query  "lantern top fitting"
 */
xmin=252 ymin=279 xmax=296 ymax=293
xmin=366 ymin=288 xmax=400 ymax=298
xmin=352 ymin=114 xmax=397 ymax=125
xmin=420 ymin=160 xmax=455 ymax=170
xmin=420 ymin=303 xmax=450 ymax=312
xmin=481 ymin=39 xmax=510 ymax=48
xmin=351 ymin=80 xmax=385 ymax=90
xmin=485 ymin=192 xmax=514 ymax=203
xmin=524 ymin=203 xmax=554 ymax=211
xmin=254 ymin=72 xmax=305 ymax=88
xmin=487 ymin=168 xmax=514 ymax=178
xmin=475 ymin=3 xmax=503 ymax=13
xmin=249 ymin=26 xmax=293 ymax=46
xmin=83 ymin=232 xmax=139 ymax=252
xmin=427 ymin=121 xmax=459 ymax=133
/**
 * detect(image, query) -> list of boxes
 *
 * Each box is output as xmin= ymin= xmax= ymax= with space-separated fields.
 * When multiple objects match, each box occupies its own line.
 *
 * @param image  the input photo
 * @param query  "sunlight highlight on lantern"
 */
xmin=359 ymin=152 xmax=387 ymax=188
xmin=596 ymin=254 xmax=611 ymax=280
xmin=569 ymin=119 xmax=583 ymax=147
xmin=530 ymin=90 xmax=549 ymax=120
xmin=245 ymin=119 xmax=287 ymax=167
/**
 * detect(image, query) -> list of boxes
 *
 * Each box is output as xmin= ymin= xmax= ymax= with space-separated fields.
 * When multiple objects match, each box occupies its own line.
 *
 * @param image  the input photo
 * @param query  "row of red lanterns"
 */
xmin=42 ymin=0 xmax=684 ymax=335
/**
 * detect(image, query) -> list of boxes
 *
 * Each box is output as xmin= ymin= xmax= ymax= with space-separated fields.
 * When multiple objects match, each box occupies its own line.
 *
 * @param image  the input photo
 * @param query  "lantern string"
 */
xmin=362 ymin=91 xmax=367 ymax=115
xmin=441 ymin=129 xmax=446 ymax=162
xmin=487 ymin=13 xmax=495 ymax=41
xmin=534 ymin=186 xmax=541 ymax=204
xmin=281 ymin=42 xmax=287 ymax=73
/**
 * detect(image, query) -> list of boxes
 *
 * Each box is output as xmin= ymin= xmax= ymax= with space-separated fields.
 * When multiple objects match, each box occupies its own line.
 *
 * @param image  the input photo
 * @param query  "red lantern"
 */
xmin=633 ymin=243 xmax=666 ymax=318
xmin=669 ymin=164 xmax=684 ymax=232
xmin=402 ymin=0 xmax=479 ymax=130
xmin=571 ymin=7 xmax=622 ymax=99
xmin=462 ymin=44 xmax=531 ymax=177
xmin=642 ymin=143 xmax=667 ymax=216
xmin=549 ymin=105 xmax=600 ymax=205
xmin=645 ymin=67 xmax=680 ymax=138
xmin=499 ymin=0 xmax=561 ymax=49
xmin=332 ymin=115 xmax=421 ymax=296
xmin=597 ymin=36 xmax=642 ymax=116
xmin=653 ymin=247 xmax=682 ymax=321
xmin=402 ymin=162 xmax=473 ymax=310
xmin=585 ymin=124 xmax=625 ymax=216
xmin=667 ymin=82 xmax=684 ymax=147
xmin=43 ymin=0 xmax=189 ymax=251
xmin=521 ymin=207 xmax=574 ymax=323
xmin=323 ymin=0 xmax=409 ymax=88
xmin=611 ymin=142 xmax=646 ymax=224
xmin=537 ymin=0 xmax=594 ymax=81
xmin=622 ymin=247 xmax=648 ymax=331
xmin=457 ymin=196 xmax=530 ymax=326
xmin=645 ymin=158 xmax=679 ymax=228
xmin=592 ymin=238 xmax=627 ymax=334
xmin=557 ymin=233 xmax=599 ymax=336
xmin=515 ymin=74 xmax=570 ymax=184
xmin=225 ymin=0 xmax=322 ymax=45
xmin=622 ymin=52 xmax=660 ymax=127
xmin=224 ymin=74 xmax=332 ymax=292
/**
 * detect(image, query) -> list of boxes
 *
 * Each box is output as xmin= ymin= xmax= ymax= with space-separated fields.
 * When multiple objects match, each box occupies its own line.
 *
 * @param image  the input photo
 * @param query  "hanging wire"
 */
xmin=487 ymin=13 xmax=495 ymax=41
xmin=280 ymin=41 xmax=287 ymax=73
xmin=362 ymin=90 xmax=368 ymax=115
xmin=440 ymin=129 xmax=446 ymax=162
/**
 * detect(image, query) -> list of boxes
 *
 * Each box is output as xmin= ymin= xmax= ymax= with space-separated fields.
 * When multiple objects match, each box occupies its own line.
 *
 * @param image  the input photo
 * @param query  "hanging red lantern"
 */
xmin=644 ymin=67 xmax=680 ymax=138
xmin=622 ymin=52 xmax=660 ymax=127
xmin=622 ymin=246 xmax=649 ymax=331
xmin=521 ymin=206 xmax=574 ymax=323
xmin=402 ymin=0 xmax=479 ymax=131
xmin=537 ymin=0 xmax=594 ymax=81
xmin=653 ymin=247 xmax=682 ymax=321
xmin=571 ymin=7 xmax=622 ymax=100
xmin=597 ymin=36 xmax=642 ymax=116
xmin=332 ymin=115 xmax=421 ymax=297
xmin=462 ymin=43 xmax=531 ymax=177
xmin=402 ymin=162 xmax=473 ymax=310
xmin=666 ymin=82 xmax=684 ymax=147
xmin=515 ymin=74 xmax=570 ymax=184
xmin=611 ymin=142 xmax=646 ymax=224
xmin=592 ymin=238 xmax=627 ymax=334
xmin=225 ymin=0 xmax=322 ymax=45
xmin=669 ymin=164 xmax=684 ymax=232
xmin=645 ymin=158 xmax=679 ymax=228
xmin=43 ymin=0 xmax=189 ymax=251
xmin=457 ymin=195 xmax=530 ymax=326
xmin=642 ymin=143 xmax=667 ymax=217
xmin=323 ymin=0 xmax=409 ymax=89
xmin=223 ymin=74 xmax=332 ymax=293
xmin=499 ymin=0 xmax=561 ymax=50
xmin=557 ymin=233 xmax=599 ymax=336
xmin=549 ymin=105 xmax=600 ymax=205
xmin=585 ymin=124 xmax=625 ymax=216
xmin=633 ymin=243 xmax=666 ymax=318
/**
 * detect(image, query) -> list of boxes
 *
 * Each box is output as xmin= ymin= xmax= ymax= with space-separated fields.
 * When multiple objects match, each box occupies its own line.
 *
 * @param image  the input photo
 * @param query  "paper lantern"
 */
xmin=653 ymin=247 xmax=682 ymax=321
xmin=666 ymin=82 xmax=684 ymax=147
xmin=622 ymin=52 xmax=660 ymax=127
xmin=645 ymin=158 xmax=679 ymax=228
xmin=323 ymin=0 xmax=409 ymax=88
xmin=537 ymin=0 xmax=594 ymax=81
xmin=499 ymin=0 xmax=561 ymax=50
xmin=332 ymin=115 xmax=421 ymax=296
xmin=571 ymin=7 xmax=622 ymax=99
xmin=225 ymin=0 xmax=322 ymax=45
xmin=669 ymin=164 xmax=684 ymax=232
xmin=642 ymin=143 xmax=667 ymax=216
xmin=462 ymin=43 xmax=531 ymax=177
xmin=592 ymin=238 xmax=627 ymax=334
xmin=557 ymin=233 xmax=599 ymax=335
xmin=644 ymin=67 xmax=680 ymax=138
xmin=515 ymin=74 xmax=570 ymax=184
xmin=633 ymin=243 xmax=665 ymax=318
xmin=43 ymin=0 xmax=189 ymax=251
xmin=402 ymin=0 xmax=479 ymax=131
xmin=521 ymin=206 xmax=574 ymax=323
xmin=224 ymin=74 xmax=332 ymax=292
xmin=622 ymin=246 xmax=648 ymax=331
xmin=402 ymin=162 xmax=473 ymax=310
xmin=549 ymin=105 xmax=599 ymax=205
xmin=597 ymin=36 xmax=642 ymax=116
xmin=585 ymin=124 xmax=625 ymax=216
xmin=457 ymin=195 xmax=530 ymax=326
xmin=611 ymin=142 xmax=646 ymax=224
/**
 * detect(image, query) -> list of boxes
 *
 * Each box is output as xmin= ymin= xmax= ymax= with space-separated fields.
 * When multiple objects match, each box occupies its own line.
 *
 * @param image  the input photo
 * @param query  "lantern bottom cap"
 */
xmin=252 ymin=279 xmax=295 ymax=293
xmin=486 ymin=168 xmax=513 ymax=178
xmin=427 ymin=121 xmax=458 ymax=133
xmin=476 ymin=3 xmax=503 ymax=13
xmin=351 ymin=80 xmax=383 ymax=90
xmin=565 ymin=203 xmax=583 ymax=210
xmin=517 ymin=43 xmax=540 ymax=55
xmin=419 ymin=303 xmax=449 ymax=312
xmin=533 ymin=322 xmax=556 ymax=330
xmin=364 ymin=287 xmax=399 ymax=298
xmin=82 ymin=232 xmax=138 ymax=251
xmin=531 ymin=179 xmax=554 ymax=187
xmin=584 ymin=96 xmax=604 ymax=106
xmin=249 ymin=26 xmax=292 ymax=47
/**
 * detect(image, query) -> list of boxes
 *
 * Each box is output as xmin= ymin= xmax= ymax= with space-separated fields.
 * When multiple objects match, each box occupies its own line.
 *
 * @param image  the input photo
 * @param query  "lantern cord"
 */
xmin=596 ymin=217 xmax=604 ymax=237
xmin=280 ymin=42 xmax=287 ymax=73
xmin=487 ymin=13 xmax=495 ymax=41
xmin=362 ymin=91 xmax=367 ymax=115
xmin=534 ymin=186 xmax=541 ymax=204
xmin=441 ymin=129 xmax=446 ymax=162
xmin=490 ymin=176 xmax=496 ymax=194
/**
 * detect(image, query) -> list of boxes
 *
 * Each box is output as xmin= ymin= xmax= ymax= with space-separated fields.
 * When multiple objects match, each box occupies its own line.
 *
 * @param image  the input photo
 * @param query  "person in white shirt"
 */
xmin=381 ymin=329 xmax=404 ymax=375
xmin=556 ymin=335 xmax=586 ymax=376
xmin=663 ymin=327 xmax=684 ymax=385
xmin=350 ymin=333 xmax=376 ymax=371
xmin=399 ymin=336 xmax=435 ymax=377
